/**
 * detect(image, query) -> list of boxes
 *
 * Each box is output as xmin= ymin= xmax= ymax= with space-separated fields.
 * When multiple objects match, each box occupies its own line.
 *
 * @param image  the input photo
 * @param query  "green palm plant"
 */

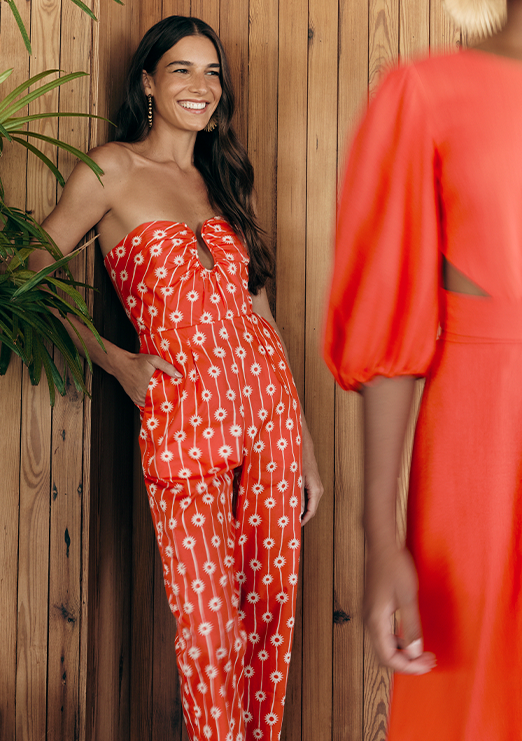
xmin=0 ymin=66 xmax=108 ymax=404
xmin=2 ymin=0 xmax=124 ymax=54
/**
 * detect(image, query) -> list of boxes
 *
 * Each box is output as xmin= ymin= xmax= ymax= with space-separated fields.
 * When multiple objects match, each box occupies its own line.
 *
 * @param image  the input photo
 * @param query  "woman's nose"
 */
xmin=188 ymin=70 xmax=208 ymax=93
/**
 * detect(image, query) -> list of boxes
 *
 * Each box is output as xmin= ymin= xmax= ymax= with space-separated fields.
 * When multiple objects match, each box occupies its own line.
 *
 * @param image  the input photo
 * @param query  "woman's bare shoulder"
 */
xmin=86 ymin=140 xmax=137 ymax=177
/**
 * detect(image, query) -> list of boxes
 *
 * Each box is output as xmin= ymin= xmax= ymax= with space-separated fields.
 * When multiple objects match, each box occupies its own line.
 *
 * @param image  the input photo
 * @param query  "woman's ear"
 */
xmin=142 ymin=70 xmax=153 ymax=96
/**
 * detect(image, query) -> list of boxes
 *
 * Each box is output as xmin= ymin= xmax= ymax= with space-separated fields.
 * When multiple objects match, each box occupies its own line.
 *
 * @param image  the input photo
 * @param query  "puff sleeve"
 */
xmin=324 ymin=64 xmax=440 ymax=391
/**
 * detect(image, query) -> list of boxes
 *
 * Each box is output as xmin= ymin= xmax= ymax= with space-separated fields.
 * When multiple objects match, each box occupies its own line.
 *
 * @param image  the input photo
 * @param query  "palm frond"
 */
xmin=0 ymin=71 xmax=88 ymax=121
xmin=4 ymin=1 xmax=31 ymax=54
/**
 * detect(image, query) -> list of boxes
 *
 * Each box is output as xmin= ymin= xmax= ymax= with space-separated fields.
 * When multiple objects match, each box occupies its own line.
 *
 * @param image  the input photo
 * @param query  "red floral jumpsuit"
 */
xmin=105 ymin=218 xmax=302 ymax=741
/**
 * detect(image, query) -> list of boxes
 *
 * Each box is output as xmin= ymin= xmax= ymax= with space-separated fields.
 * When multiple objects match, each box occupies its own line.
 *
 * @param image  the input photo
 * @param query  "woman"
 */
xmin=324 ymin=1 xmax=522 ymax=739
xmin=32 ymin=16 xmax=322 ymax=740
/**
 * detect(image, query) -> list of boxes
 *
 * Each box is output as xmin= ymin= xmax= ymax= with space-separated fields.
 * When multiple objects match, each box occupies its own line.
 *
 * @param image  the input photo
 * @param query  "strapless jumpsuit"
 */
xmin=105 ymin=218 xmax=302 ymax=741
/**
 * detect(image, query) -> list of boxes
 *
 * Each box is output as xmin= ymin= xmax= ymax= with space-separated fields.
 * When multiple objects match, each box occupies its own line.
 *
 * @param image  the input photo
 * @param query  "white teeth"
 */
xmin=180 ymin=101 xmax=206 ymax=110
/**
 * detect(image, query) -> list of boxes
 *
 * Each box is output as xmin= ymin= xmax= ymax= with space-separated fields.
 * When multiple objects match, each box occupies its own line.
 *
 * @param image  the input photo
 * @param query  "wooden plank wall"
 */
xmin=0 ymin=1 xmax=463 ymax=740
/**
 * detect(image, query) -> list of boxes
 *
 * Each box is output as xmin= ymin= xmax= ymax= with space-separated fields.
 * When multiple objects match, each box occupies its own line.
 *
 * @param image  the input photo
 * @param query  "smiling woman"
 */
xmin=27 ymin=13 xmax=323 ymax=741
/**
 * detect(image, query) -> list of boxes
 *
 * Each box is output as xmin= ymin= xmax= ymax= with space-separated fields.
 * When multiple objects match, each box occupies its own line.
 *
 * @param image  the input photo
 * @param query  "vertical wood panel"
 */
xmin=0 ymin=4 xmax=31 ymax=739
xmin=430 ymin=0 xmax=461 ymax=51
xmin=16 ymin=372 xmax=52 ymax=741
xmin=302 ymin=1 xmax=338 ymax=739
xmin=219 ymin=0 xmax=248 ymax=146
xmin=16 ymin=2 xmax=61 ymax=739
xmin=275 ymin=2 xmax=308 ymax=738
xmin=248 ymin=0 xmax=278 ymax=306
xmin=369 ymin=0 xmax=399 ymax=93
xmin=162 ymin=0 xmax=192 ymax=18
xmin=130 ymin=444 xmax=155 ymax=741
xmin=86 ymin=5 xmax=137 ymax=741
xmin=152 ymin=545 xmax=183 ymax=741
xmin=364 ymin=1 xmax=399 ymax=738
xmin=0 ymin=360 xmax=22 ymax=741
xmin=400 ymin=0 xmax=429 ymax=60
xmin=335 ymin=2 xmax=369 ymax=736
xmin=191 ymin=0 xmax=220 ymax=31
xmin=46 ymin=3 xmax=92 ymax=739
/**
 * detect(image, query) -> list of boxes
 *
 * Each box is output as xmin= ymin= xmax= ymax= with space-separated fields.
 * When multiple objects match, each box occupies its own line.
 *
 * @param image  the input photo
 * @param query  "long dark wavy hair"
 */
xmin=115 ymin=16 xmax=273 ymax=295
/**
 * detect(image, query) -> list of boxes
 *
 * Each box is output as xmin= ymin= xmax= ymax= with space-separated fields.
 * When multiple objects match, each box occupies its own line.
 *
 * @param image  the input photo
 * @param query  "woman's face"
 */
xmin=143 ymin=34 xmax=222 ymax=133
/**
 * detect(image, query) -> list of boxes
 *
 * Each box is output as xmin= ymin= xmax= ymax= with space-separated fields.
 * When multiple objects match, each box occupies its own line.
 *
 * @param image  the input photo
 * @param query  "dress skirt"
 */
xmin=388 ymin=290 xmax=522 ymax=741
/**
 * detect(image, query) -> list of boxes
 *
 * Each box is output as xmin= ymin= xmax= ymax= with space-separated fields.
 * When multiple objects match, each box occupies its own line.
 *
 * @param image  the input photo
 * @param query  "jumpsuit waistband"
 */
xmin=440 ymin=290 xmax=522 ymax=343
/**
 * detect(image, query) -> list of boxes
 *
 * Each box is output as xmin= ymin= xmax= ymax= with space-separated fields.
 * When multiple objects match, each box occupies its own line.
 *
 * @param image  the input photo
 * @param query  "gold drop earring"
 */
xmin=204 ymin=114 xmax=218 ymax=133
xmin=147 ymin=94 xmax=153 ymax=128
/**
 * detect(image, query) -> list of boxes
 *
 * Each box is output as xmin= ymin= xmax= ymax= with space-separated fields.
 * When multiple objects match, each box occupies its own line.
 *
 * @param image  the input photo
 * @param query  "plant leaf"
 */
xmin=5 ymin=1 xmax=32 ymax=54
xmin=0 ymin=71 xmax=88 ymax=120
xmin=0 ymin=340 xmax=12 ymax=374
xmin=0 ymin=69 xmax=60 ymax=114
xmin=7 ymin=130 xmax=104 ymax=181
xmin=68 ymin=0 xmax=97 ymax=21
xmin=0 ymin=69 xmax=14 ymax=86
xmin=4 ymin=111 xmax=111 ymax=129
xmin=0 ymin=121 xmax=12 ymax=141
xmin=9 ymin=135 xmax=65 ymax=185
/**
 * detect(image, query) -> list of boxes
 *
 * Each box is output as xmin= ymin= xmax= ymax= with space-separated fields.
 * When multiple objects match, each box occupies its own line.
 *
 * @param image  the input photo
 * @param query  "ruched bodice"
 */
xmin=105 ymin=217 xmax=252 ymax=336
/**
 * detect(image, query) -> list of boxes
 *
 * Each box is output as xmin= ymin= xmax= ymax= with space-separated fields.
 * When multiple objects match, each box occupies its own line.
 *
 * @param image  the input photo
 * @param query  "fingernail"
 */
xmin=404 ymin=638 xmax=422 ymax=659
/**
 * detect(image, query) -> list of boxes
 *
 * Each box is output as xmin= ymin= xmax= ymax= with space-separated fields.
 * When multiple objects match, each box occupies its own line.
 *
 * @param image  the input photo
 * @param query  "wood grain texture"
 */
xmin=275 ymin=2 xmax=308 ymax=737
xmin=0 ymin=359 xmax=22 ymax=741
xmin=368 ymin=0 xmax=399 ymax=94
xmin=130 ymin=445 xmax=155 ymax=741
xmin=16 ymin=369 xmax=52 ymax=741
xmin=152 ymin=545 xmax=184 ymax=741
xmin=162 ymin=0 xmax=192 ymax=18
xmin=247 ymin=0 xmax=278 ymax=308
xmin=191 ymin=0 xmax=220 ymax=31
xmin=302 ymin=1 xmax=338 ymax=739
xmin=47 ymin=3 xmax=92 ymax=738
xmin=0 ymin=4 xmax=31 ymax=739
xmin=219 ymin=0 xmax=248 ymax=146
xmin=335 ymin=21 xmax=368 ymax=741
xmin=400 ymin=0 xmax=429 ymax=60
xmin=363 ymin=630 xmax=392 ymax=741
xmin=430 ymin=0 xmax=461 ymax=51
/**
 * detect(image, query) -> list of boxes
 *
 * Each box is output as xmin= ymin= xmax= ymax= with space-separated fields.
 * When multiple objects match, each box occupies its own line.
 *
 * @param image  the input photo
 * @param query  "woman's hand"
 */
xmin=364 ymin=544 xmax=436 ymax=675
xmin=300 ymin=424 xmax=324 ymax=526
xmin=115 ymin=352 xmax=183 ymax=407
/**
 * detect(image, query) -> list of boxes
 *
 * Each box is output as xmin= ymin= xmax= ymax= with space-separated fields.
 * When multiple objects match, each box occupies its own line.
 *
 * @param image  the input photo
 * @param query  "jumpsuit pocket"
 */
xmin=142 ymin=366 xmax=163 ymax=410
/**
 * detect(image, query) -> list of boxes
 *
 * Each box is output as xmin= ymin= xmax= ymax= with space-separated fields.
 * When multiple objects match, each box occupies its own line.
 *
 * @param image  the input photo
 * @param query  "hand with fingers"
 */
xmin=364 ymin=545 xmax=436 ymax=675
xmin=116 ymin=352 xmax=183 ymax=407
xmin=300 ymin=433 xmax=324 ymax=527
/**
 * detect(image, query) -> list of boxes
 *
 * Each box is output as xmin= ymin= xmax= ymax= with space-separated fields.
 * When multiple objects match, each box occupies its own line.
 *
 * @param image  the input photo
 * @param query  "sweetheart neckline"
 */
xmin=103 ymin=216 xmax=224 ymax=263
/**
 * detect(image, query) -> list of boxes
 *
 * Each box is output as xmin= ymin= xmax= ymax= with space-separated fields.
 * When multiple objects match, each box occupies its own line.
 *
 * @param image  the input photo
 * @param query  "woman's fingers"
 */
xmin=364 ymin=547 xmax=437 ymax=675
xmin=147 ymin=354 xmax=183 ymax=378
xmin=369 ymin=609 xmax=436 ymax=675
xmin=300 ymin=468 xmax=324 ymax=526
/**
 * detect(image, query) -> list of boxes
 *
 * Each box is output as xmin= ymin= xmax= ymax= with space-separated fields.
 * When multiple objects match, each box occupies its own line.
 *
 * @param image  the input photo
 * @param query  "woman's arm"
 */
xmin=362 ymin=375 xmax=436 ymax=674
xmin=28 ymin=150 xmax=181 ymax=405
xmin=250 ymin=288 xmax=324 ymax=526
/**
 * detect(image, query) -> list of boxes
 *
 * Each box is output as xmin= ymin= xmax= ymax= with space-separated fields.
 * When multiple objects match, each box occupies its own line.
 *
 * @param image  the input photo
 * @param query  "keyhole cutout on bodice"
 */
xmin=195 ymin=225 xmax=215 ymax=271
xmin=442 ymin=256 xmax=489 ymax=297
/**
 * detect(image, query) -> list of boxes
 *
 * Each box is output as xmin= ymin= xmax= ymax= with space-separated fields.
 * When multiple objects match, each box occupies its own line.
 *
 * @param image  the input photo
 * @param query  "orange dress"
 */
xmin=324 ymin=50 xmax=522 ymax=740
xmin=105 ymin=218 xmax=302 ymax=741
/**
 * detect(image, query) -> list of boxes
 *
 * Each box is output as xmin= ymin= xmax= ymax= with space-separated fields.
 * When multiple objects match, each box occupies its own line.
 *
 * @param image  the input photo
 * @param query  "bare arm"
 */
xmin=362 ymin=375 xmax=436 ymax=674
xmin=28 ymin=149 xmax=181 ymax=405
xmin=251 ymin=288 xmax=324 ymax=525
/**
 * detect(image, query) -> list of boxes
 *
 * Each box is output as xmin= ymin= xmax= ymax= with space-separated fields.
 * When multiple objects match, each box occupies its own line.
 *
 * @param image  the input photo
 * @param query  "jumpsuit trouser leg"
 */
xmin=144 ymin=471 xmax=247 ymax=741
xmin=235 ymin=381 xmax=303 ymax=740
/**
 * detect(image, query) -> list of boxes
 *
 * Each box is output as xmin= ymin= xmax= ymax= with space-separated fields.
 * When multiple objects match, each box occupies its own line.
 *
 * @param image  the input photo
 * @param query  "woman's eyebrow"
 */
xmin=166 ymin=60 xmax=221 ymax=68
